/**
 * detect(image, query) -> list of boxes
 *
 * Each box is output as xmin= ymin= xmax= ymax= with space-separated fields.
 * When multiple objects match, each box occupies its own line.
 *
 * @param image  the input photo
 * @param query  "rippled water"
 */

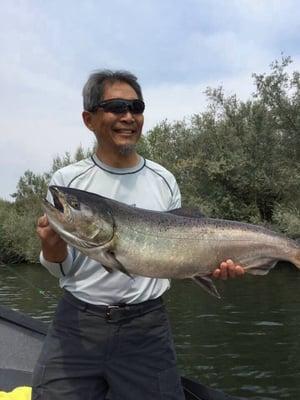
xmin=1 ymin=263 xmax=300 ymax=399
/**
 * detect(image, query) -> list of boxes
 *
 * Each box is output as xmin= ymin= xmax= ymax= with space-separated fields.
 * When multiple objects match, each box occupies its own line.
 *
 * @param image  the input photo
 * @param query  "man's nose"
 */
xmin=119 ymin=110 xmax=135 ymax=122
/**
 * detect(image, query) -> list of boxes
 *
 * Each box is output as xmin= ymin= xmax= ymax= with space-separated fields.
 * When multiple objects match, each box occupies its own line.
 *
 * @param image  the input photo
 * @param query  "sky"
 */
xmin=1 ymin=0 xmax=300 ymax=200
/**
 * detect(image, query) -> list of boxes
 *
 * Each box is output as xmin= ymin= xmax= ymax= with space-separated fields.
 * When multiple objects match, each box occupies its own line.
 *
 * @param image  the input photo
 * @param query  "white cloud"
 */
xmin=143 ymin=71 xmax=257 ymax=132
xmin=1 ymin=0 xmax=300 ymax=200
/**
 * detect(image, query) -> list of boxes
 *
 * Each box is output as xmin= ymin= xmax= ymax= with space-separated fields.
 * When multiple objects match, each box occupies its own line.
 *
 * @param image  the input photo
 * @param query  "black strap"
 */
xmin=181 ymin=376 xmax=248 ymax=400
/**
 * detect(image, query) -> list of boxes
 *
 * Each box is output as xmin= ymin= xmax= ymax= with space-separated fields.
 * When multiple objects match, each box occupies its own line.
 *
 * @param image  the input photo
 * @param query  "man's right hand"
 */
xmin=37 ymin=214 xmax=68 ymax=263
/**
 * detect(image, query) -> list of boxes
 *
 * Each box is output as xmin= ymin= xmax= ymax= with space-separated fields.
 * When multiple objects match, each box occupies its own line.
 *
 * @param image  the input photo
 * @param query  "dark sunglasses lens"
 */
xmin=131 ymin=100 xmax=145 ymax=113
xmin=103 ymin=101 xmax=128 ymax=114
xmin=102 ymin=100 xmax=145 ymax=114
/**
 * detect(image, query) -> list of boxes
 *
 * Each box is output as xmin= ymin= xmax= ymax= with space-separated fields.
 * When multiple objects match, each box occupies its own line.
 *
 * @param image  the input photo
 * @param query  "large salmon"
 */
xmin=43 ymin=186 xmax=300 ymax=298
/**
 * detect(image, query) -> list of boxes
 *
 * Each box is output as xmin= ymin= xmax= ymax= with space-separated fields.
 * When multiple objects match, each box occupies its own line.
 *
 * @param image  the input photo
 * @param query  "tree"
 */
xmin=50 ymin=144 xmax=95 ymax=175
xmin=141 ymin=57 xmax=300 ymax=235
xmin=253 ymin=56 xmax=300 ymax=163
xmin=11 ymin=170 xmax=48 ymax=204
xmin=1 ymin=145 xmax=95 ymax=263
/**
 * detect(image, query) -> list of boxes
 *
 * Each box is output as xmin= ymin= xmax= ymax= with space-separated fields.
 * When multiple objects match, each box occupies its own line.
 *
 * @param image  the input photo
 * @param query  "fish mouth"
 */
xmin=43 ymin=186 xmax=116 ymax=249
xmin=49 ymin=186 xmax=64 ymax=212
xmin=47 ymin=186 xmax=81 ymax=214
xmin=42 ymin=187 xmax=76 ymax=228
xmin=42 ymin=187 xmax=67 ymax=221
xmin=42 ymin=187 xmax=95 ymax=246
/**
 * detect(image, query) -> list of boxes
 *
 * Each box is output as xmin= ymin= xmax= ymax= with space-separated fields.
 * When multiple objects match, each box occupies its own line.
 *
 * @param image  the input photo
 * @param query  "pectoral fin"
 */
xmin=244 ymin=258 xmax=278 ymax=275
xmin=101 ymin=251 xmax=133 ymax=279
xmin=101 ymin=265 xmax=114 ymax=274
xmin=192 ymin=275 xmax=221 ymax=299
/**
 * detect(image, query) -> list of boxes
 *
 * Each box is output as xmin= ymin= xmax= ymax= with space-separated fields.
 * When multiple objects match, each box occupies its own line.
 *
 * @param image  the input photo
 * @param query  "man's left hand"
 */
xmin=212 ymin=259 xmax=245 ymax=280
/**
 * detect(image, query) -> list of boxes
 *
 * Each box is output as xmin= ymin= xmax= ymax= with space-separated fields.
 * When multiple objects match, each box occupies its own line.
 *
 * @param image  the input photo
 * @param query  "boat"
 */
xmin=0 ymin=304 xmax=245 ymax=399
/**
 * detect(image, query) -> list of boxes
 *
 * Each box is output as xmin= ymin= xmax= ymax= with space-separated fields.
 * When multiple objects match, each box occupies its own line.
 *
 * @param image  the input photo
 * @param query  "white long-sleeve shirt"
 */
xmin=41 ymin=154 xmax=181 ymax=305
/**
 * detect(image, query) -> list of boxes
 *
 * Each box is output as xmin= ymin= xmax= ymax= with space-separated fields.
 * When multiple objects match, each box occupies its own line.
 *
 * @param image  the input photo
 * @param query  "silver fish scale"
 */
xmin=44 ymin=186 xmax=300 ymax=296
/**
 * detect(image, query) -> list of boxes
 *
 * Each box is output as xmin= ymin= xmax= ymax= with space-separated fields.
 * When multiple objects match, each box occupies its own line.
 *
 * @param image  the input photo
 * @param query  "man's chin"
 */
xmin=117 ymin=144 xmax=136 ymax=155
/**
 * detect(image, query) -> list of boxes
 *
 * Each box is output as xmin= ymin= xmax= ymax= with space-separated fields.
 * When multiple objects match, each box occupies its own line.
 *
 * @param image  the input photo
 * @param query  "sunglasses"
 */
xmin=91 ymin=98 xmax=145 ymax=114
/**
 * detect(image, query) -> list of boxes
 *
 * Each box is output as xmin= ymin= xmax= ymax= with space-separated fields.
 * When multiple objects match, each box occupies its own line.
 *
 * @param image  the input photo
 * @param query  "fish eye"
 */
xmin=67 ymin=195 xmax=80 ymax=210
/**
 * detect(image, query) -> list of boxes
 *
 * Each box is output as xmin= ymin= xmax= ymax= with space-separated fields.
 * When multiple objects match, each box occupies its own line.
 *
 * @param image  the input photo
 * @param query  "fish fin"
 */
xmin=244 ymin=258 xmax=278 ymax=275
xmin=101 ymin=251 xmax=133 ymax=279
xmin=75 ymin=238 xmax=98 ymax=249
xmin=192 ymin=275 xmax=221 ymax=299
xmin=101 ymin=265 xmax=114 ymax=273
xmin=292 ymin=248 xmax=300 ymax=269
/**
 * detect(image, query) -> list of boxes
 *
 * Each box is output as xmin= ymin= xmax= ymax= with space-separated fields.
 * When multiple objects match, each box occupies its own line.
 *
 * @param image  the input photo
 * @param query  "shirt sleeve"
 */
xmin=39 ymin=250 xmax=73 ymax=278
xmin=39 ymin=171 xmax=74 ymax=278
xmin=168 ymin=177 xmax=182 ymax=210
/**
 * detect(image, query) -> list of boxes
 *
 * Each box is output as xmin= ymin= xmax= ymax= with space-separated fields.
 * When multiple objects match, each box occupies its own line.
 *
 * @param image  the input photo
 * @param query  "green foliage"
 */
xmin=50 ymin=144 xmax=95 ymax=175
xmin=0 ymin=203 xmax=41 ymax=263
xmin=0 ymin=201 xmax=21 ymax=263
xmin=140 ymin=57 xmax=300 ymax=235
xmin=11 ymin=170 xmax=48 ymax=204
xmin=273 ymin=204 xmax=300 ymax=238
xmin=0 ymin=145 xmax=93 ymax=264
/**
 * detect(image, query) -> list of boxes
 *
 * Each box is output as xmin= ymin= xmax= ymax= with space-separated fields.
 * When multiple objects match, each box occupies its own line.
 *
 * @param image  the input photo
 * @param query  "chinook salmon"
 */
xmin=43 ymin=186 xmax=300 ymax=298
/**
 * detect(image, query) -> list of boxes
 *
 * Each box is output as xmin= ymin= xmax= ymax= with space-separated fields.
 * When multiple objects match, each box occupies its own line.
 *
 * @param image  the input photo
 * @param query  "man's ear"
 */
xmin=82 ymin=111 xmax=94 ymax=132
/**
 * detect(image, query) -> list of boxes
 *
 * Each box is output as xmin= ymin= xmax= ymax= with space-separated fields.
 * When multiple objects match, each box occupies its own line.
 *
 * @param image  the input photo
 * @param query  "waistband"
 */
xmin=62 ymin=290 xmax=164 ymax=322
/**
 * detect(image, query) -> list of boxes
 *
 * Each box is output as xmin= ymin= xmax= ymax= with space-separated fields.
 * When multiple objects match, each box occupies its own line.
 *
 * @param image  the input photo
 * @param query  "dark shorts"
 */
xmin=31 ymin=291 xmax=185 ymax=400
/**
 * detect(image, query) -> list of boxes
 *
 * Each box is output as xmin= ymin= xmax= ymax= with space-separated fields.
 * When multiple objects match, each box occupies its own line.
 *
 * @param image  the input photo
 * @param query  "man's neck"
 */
xmin=96 ymin=147 xmax=140 ymax=169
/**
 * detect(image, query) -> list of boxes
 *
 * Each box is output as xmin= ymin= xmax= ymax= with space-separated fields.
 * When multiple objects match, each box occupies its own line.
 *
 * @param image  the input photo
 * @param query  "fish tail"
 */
xmin=293 ymin=248 xmax=300 ymax=269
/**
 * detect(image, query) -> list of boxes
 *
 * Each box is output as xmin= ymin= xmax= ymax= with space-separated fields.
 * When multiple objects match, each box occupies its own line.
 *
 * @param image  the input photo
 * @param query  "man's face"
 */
xmin=84 ymin=81 xmax=144 ymax=156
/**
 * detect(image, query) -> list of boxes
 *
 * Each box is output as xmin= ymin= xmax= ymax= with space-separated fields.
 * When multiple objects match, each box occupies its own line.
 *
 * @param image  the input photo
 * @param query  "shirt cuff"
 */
xmin=39 ymin=250 xmax=73 ymax=278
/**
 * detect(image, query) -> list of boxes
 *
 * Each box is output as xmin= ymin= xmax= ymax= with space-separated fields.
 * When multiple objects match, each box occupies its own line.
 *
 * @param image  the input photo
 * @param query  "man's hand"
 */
xmin=37 ymin=214 xmax=67 ymax=263
xmin=212 ymin=259 xmax=245 ymax=280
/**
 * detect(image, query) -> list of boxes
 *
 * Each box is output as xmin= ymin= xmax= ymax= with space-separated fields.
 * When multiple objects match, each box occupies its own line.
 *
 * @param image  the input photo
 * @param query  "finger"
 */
xmin=37 ymin=214 xmax=49 ymax=227
xmin=36 ymin=225 xmax=52 ymax=240
xmin=37 ymin=215 xmax=46 ymax=227
xmin=219 ymin=263 xmax=228 ymax=280
xmin=37 ymin=227 xmax=61 ymax=245
xmin=212 ymin=268 xmax=221 ymax=278
xmin=226 ymin=260 xmax=245 ymax=278
xmin=227 ymin=262 xmax=237 ymax=278
xmin=222 ymin=259 xmax=237 ymax=278
xmin=235 ymin=265 xmax=245 ymax=277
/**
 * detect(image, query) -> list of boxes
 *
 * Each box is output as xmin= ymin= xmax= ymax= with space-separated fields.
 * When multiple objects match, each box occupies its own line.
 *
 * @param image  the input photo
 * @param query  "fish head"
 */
xmin=43 ymin=186 xmax=114 ymax=249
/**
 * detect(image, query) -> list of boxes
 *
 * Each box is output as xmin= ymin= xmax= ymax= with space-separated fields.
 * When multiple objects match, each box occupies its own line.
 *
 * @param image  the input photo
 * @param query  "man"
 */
xmin=32 ymin=70 xmax=244 ymax=400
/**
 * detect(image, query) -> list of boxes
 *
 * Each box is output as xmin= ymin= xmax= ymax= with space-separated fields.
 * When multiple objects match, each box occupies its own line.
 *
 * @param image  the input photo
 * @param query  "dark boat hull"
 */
xmin=0 ymin=305 xmax=245 ymax=399
xmin=0 ymin=305 xmax=47 ymax=390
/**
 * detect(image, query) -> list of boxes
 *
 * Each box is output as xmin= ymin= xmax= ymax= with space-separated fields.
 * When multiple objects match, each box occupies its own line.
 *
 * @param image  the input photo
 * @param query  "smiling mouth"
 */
xmin=114 ymin=129 xmax=135 ymax=135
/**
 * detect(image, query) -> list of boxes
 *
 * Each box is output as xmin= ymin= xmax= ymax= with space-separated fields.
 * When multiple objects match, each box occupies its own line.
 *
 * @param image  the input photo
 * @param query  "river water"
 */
xmin=0 ymin=263 xmax=300 ymax=399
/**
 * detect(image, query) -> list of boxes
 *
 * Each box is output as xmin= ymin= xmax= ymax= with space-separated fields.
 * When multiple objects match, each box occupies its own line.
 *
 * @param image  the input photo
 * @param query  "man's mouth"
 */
xmin=114 ymin=128 xmax=136 ymax=135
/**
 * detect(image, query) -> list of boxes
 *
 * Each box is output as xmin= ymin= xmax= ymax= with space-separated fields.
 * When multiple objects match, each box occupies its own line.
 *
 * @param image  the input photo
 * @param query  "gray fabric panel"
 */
xmin=0 ymin=319 xmax=44 ymax=371
xmin=0 ymin=369 xmax=32 ymax=391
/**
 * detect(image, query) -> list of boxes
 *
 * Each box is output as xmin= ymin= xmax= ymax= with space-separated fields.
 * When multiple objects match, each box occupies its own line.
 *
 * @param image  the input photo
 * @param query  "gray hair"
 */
xmin=82 ymin=69 xmax=143 ymax=112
